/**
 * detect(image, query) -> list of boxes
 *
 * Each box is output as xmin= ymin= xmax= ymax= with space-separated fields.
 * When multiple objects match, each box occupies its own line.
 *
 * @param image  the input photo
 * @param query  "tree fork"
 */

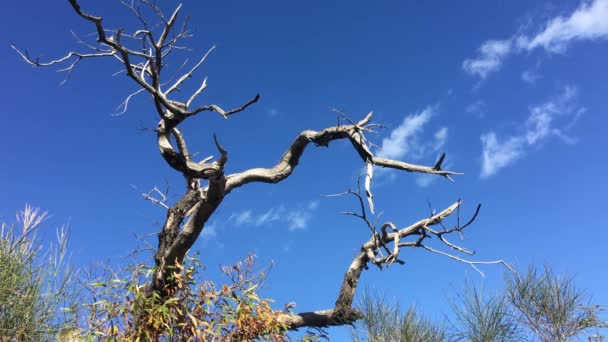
xmin=13 ymin=1 xmax=512 ymax=338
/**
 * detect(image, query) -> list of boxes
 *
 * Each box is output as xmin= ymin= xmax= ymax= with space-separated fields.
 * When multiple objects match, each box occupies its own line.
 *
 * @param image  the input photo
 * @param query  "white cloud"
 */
xmin=521 ymin=69 xmax=540 ymax=84
xmin=525 ymin=0 xmax=608 ymax=52
xmin=464 ymin=0 xmax=608 ymax=79
xmin=286 ymin=210 xmax=310 ymax=231
xmin=463 ymin=39 xmax=513 ymax=79
xmin=229 ymin=201 xmax=319 ymax=231
xmin=481 ymin=133 xmax=525 ymax=178
xmin=255 ymin=207 xmax=282 ymax=226
xmin=378 ymin=107 xmax=447 ymax=160
xmin=308 ymin=200 xmax=320 ymax=210
xmin=378 ymin=107 xmax=434 ymax=159
xmin=480 ymin=86 xmax=583 ymax=177
xmin=231 ymin=210 xmax=253 ymax=225
xmin=375 ymin=106 xmax=449 ymax=187
xmin=433 ymin=127 xmax=448 ymax=151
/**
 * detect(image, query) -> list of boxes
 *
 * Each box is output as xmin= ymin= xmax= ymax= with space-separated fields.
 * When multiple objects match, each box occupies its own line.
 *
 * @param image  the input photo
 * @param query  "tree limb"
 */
xmin=14 ymin=1 xmax=511 ymax=337
xmin=279 ymin=198 xmax=510 ymax=330
xmin=225 ymin=113 xmax=460 ymax=193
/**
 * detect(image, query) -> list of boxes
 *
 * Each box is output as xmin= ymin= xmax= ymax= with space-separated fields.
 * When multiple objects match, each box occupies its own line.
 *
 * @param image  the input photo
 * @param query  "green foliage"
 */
xmin=354 ymin=265 xmax=606 ymax=342
xmin=0 ymin=205 xmax=79 ymax=341
xmin=0 ymin=206 xmax=299 ymax=341
xmin=505 ymin=265 xmax=607 ymax=342
xmin=353 ymin=289 xmax=446 ymax=342
xmin=449 ymin=285 xmax=521 ymax=342
xmin=4 ymin=205 xmax=605 ymax=342
xmin=79 ymin=253 xmax=290 ymax=341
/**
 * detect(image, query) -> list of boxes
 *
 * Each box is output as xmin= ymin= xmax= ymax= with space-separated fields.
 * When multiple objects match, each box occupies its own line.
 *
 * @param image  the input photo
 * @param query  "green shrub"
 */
xmin=0 ymin=205 xmax=79 ymax=341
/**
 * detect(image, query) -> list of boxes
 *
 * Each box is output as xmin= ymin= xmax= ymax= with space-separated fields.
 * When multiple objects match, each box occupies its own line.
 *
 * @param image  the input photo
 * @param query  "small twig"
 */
xmin=114 ymin=87 xmax=147 ymax=115
xmin=165 ymin=45 xmax=215 ymax=95
xmin=420 ymin=244 xmax=513 ymax=276
xmin=141 ymin=187 xmax=170 ymax=209
xmin=186 ymin=93 xmax=261 ymax=118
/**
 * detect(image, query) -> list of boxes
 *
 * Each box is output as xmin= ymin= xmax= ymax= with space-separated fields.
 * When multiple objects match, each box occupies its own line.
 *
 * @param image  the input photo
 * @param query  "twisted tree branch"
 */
xmin=13 ymin=1 xmax=510 ymax=337
xmin=225 ymin=113 xmax=460 ymax=194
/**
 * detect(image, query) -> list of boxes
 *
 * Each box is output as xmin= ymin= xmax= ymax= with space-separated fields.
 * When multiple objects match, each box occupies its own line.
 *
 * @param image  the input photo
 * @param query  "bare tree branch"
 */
xmin=115 ymin=87 xmax=147 ymax=115
xmin=165 ymin=45 xmax=214 ymax=96
xmin=420 ymin=245 xmax=512 ymax=277
xmin=279 ymin=193 xmax=510 ymax=330
xmin=156 ymin=3 xmax=182 ymax=48
xmin=14 ymin=1 xmax=511 ymax=337
xmin=141 ymin=186 xmax=170 ymax=210
xmin=225 ymin=113 xmax=460 ymax=193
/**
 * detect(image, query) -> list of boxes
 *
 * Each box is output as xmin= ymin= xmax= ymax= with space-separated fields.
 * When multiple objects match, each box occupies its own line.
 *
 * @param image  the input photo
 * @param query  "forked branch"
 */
xmin=225 ymin=112 xmax=461 ymax=194
xmin=13 ymin=0 xmax=510 ymax=337
xmin=279 ymin=195 xmax=511 ymax=330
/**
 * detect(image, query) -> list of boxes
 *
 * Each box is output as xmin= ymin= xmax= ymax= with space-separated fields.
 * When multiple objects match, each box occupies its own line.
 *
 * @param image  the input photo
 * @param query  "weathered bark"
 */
xmin=14 ymin=0 xmax=511 ymax=336
xmin=151 ymin=114 xmax=461 ymax=293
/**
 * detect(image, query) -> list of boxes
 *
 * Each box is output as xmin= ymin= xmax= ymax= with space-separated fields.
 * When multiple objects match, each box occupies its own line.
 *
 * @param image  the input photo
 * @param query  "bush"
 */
xmin=354 ymin=265 xmax=606 ymax=342
xmin=0 ymin=205 xmax=79 ymax=341
xmin=353 ymin=289 xmax=445 ymax=342
xmin=505 ymin=265 xmax=607 ymax=342
xmin=449 ymin=285 xmax=521 ymax=342
xmin=79 ymin=253 xmax=290 ymax=341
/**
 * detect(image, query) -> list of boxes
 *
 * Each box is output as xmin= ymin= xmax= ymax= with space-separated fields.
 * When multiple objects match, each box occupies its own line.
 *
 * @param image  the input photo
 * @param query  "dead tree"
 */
xmin=14 ymin=0 xmax=509 ymax=332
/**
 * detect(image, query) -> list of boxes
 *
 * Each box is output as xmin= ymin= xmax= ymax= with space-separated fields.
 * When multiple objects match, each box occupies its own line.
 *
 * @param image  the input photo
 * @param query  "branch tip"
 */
xmin=433 ymin=153 xmax=446 ymax=170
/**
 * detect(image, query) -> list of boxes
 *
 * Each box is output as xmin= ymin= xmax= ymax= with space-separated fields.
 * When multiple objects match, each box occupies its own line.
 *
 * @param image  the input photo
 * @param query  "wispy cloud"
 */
xmin=523 ymin=0 xmax=608 ymax=52
xmin=229 ymin=200 xmax=319 ymax=232
xmin=521 ymin=59 xmax=542 ymax=85
xmin=464 ymin=0 xmax=608 ymax=79
xmin=466 ymin=100 xmax=485 ymax=118
xmin=433 ymin=127 xmax=448 ymax=151
xmin=480 ymin=133 xmax=525 ymax=178
xmin=376 ymin=106 xmax=449 ymax=186
xmin=378 ymin=107 xmax=433 ymax=159
xmin=481 ymin=86 xmax=584 ymax=177
xmin=231 ymin=210 xmax=253 ymax=225
xmin=521 ymin=66 xmax=541 ymax=84
xmin=256 ymin=208 xmax=282 ymax=226
xmin=308 ymin=200 xmax=320 ymax=210
xmin=378 ymin=107 xmax=448 ymax=161
xmin=285 ymin=210 xmax=310 ymax=231
xmin=463 ymin=39 xmax=513 ymax=79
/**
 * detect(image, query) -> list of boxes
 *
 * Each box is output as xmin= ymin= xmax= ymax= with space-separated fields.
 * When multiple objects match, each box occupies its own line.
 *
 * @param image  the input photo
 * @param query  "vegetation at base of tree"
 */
xmin=11 ymin=0 xmax=505 ymax=334
xmin=505 ymin=265 xmax=607 ymax=342
xmin=6 ymin=1 xmax=606 ymax=340
xmin=77 ymin=253 xmax=291 ymax=341
xmin=0 ymin=205 xmax=79 ymax=341
xmin=353 ymin=289 xmax=446 ymax=342
xmin=449 ymin=284 xmax=521 ymax=342
xmin=354 ymin=266 xmax=607 ymax=342
xmin=2 ymin=205 xmax=605 ymax=341
xmin=0 ymin=205 xmax=315 ymax=341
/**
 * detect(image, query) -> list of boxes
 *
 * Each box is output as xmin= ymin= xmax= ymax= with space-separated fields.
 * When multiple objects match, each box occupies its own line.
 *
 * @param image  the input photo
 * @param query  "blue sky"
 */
xmin=2 ymin=0 xmax=607 ymax=338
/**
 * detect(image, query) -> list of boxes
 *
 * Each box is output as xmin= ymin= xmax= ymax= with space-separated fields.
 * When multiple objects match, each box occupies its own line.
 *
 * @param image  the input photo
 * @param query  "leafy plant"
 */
xmin=80 ymin=253 xmax=290 ymax=341
xmin=0 ymin=205 xmax=79 ymax=341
